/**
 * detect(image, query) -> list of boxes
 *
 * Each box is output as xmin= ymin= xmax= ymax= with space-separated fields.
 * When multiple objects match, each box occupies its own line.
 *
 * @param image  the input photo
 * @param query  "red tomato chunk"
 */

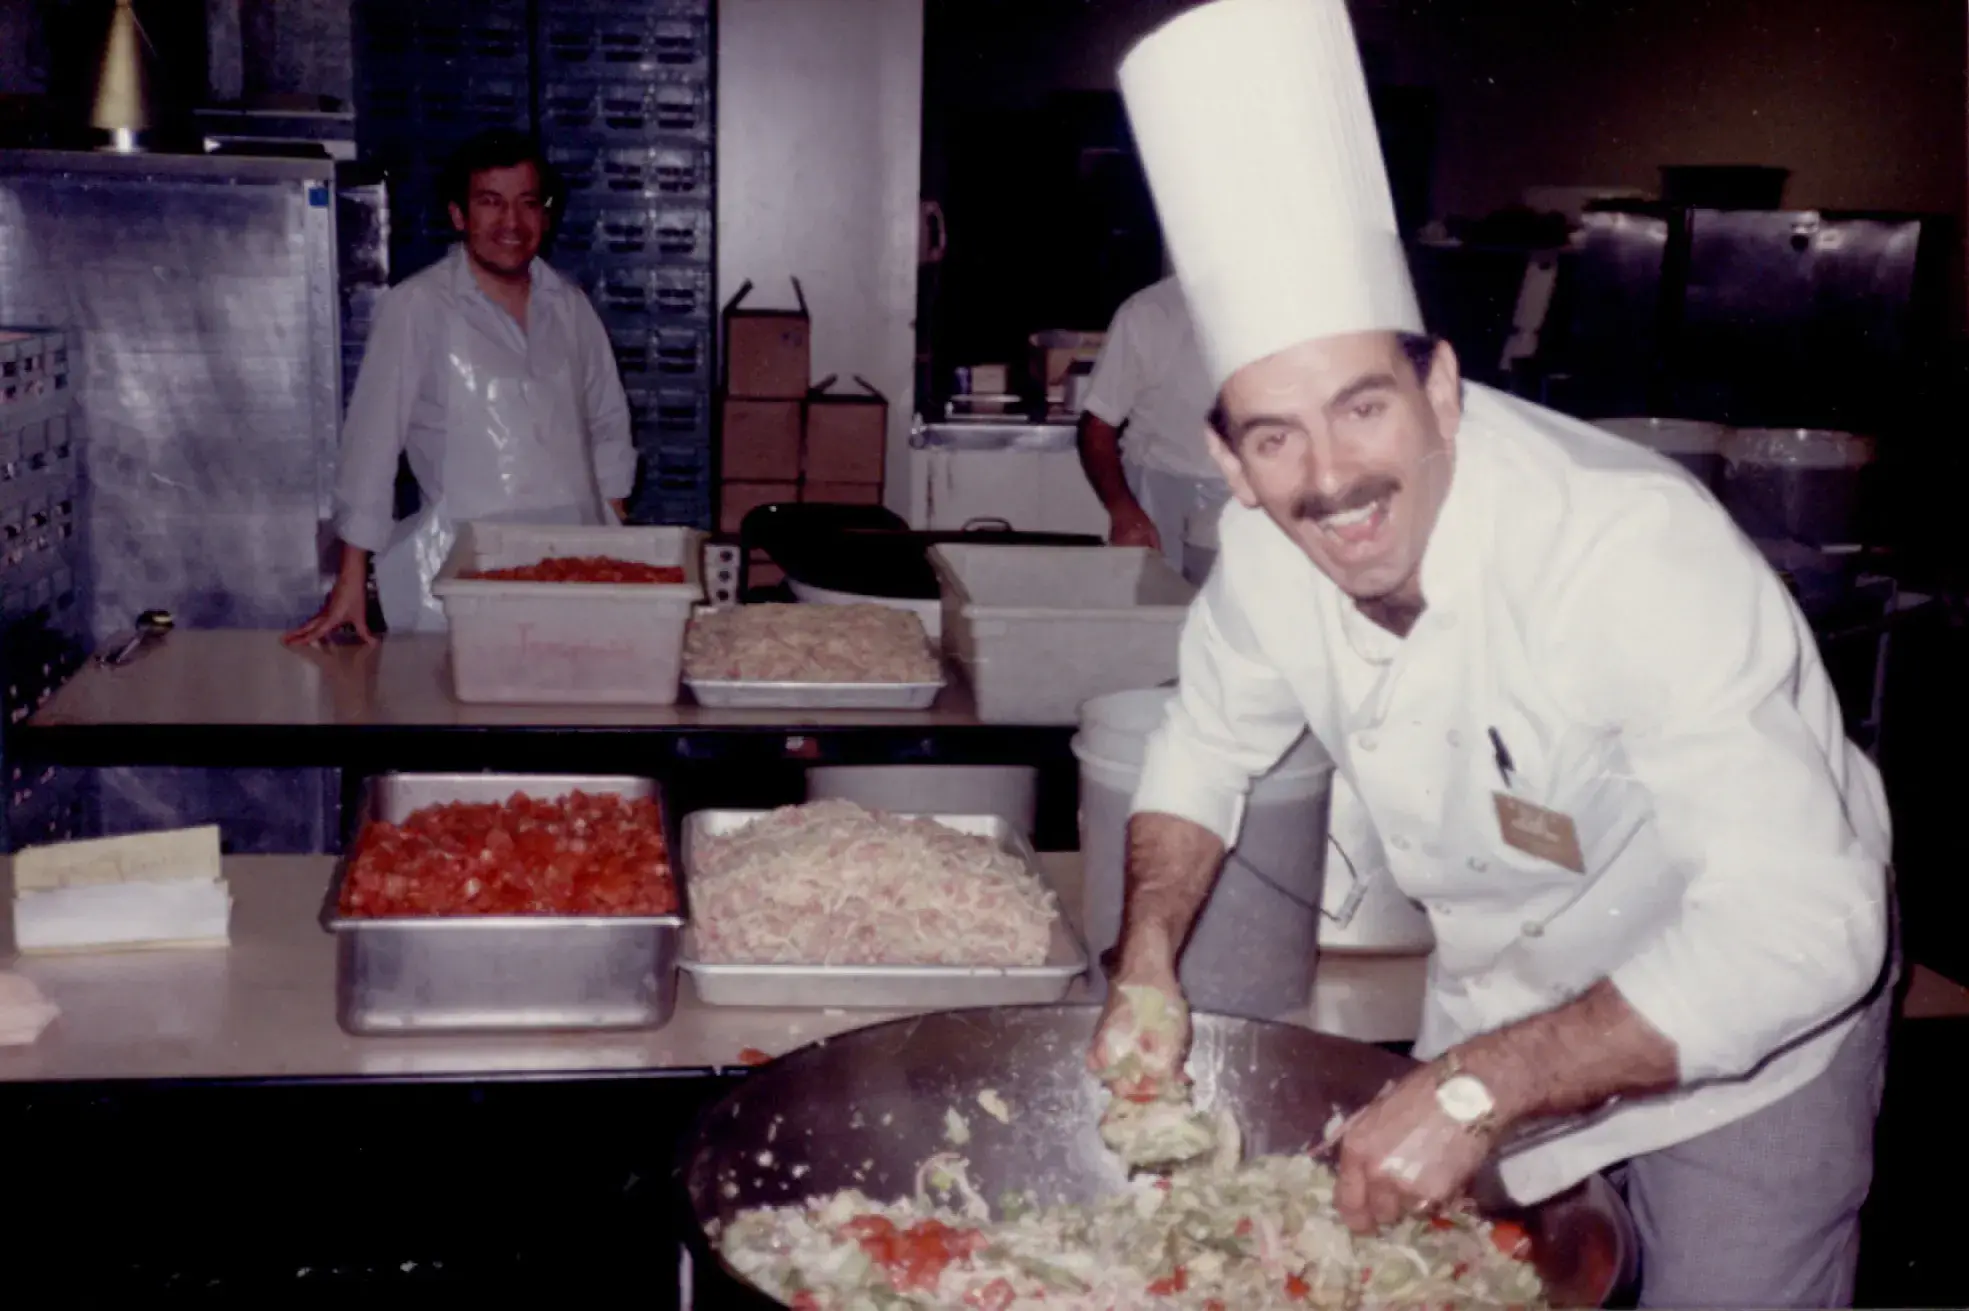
xmin=463 ymin=555 xmax=687 ymax=584
xmin=339 ymin=791 xmax=677 ymax=917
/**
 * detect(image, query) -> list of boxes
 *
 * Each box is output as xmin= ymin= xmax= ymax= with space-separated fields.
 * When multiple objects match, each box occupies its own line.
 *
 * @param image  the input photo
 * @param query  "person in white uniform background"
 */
xmin=1089 ymin=2 xmax=1894 ymax=1307
xmin=286 ymin=129 xmax=636 ymax=644
xmin=1076 ymin=270 xmax=1229 ymax=583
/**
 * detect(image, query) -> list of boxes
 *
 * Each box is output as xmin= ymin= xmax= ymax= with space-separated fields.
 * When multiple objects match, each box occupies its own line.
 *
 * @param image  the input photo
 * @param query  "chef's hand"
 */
xmin=1087 ymin=953 xmax=1190 ymax=1097
xmin=609 ymin=498 xmax=629 ymax=523
xmin=1107 ymin=503 xmax=1162 ymax=553
xmin=1334 ymin=1058 xmax=1499 ymax=1233
xmin=284 ymin=553 xmax=376 ymax=646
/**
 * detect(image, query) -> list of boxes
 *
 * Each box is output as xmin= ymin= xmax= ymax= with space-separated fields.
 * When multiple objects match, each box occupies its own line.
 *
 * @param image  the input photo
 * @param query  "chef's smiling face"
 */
xmin=1208 ymin=331 xmax=1462 ymax=608
xmin=450 ymin=161 xmax=548 ymax=280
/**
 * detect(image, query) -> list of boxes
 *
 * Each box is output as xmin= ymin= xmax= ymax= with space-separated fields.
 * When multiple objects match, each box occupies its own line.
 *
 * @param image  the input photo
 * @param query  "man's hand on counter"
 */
xmin=609 ymin=498 xmax=628 ymax=523
xmin=284 ymin=544 xmax=377 ymax=647
xmin=1108 ymin=502 xmax=1163 ymax=553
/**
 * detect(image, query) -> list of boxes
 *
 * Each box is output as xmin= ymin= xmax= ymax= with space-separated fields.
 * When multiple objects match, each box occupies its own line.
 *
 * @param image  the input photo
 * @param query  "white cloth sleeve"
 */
xmin=1080 ymin=296 xmax=1146 ymax=429
xmin=332 ymin=284 xmax=434 ymax=554
xmin=572 ymin=293 xmax=637 ymax=502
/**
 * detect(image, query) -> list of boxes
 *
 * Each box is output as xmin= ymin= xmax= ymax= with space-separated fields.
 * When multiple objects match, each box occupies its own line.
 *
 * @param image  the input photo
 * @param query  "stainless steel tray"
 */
xmin=677 ymin=810 xmax=1087 ymax=1008
xmin=682 ymin=674 xmax=944 ymax=710
xmin=321 ymin=773 xmax=686 ymax=1036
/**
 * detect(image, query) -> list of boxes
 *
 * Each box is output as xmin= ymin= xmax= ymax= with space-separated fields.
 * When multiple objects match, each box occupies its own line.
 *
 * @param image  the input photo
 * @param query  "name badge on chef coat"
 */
xmin=1493 ymin=793 xmax=1586 ymax=874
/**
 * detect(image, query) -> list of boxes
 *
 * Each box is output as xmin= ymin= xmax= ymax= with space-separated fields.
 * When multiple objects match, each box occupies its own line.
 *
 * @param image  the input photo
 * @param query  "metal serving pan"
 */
xmin=677 ymin=810 xmax=1087 ymax=1008
xmin=683 ymin=1007 xmax=1638 ymax=1308
xmin=321 ymin=773 xmax=686 ymax=1036
xmin=682 ymin=674 xmax=944 ymax=710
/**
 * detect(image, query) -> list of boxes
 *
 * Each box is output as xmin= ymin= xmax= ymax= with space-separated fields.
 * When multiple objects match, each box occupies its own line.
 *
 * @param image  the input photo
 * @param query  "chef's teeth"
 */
xmin=1320 ymin=499 xmax=1382 ymax=531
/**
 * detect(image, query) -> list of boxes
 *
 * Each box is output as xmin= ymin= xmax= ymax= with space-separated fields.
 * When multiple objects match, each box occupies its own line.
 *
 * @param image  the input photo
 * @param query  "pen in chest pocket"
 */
xmin=1487 ymin=727 xmax=1517 ymax=791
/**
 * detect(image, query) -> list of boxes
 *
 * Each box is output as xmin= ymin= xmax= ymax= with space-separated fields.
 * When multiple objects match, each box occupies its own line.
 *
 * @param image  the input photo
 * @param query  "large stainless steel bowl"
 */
xmin=682 ymin=1006 xmax=1639 ymax=1307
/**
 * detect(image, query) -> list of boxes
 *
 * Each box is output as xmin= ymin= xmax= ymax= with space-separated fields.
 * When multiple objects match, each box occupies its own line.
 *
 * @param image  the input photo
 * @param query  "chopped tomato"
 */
xmin=1452 ymin=1262 xmax=1470 ymax=1281
xmin=1428 ymin=1213 xmax=1458 ymax=1231
xmin=965 ymin=1279 xmax=1018 ymax=1311
xmin=1204 ymin=1301 xmax=1227 ymax=1311
xmin=789 ymin=1294 xmax=821 ymax=1311
xmin=463 ymin=556 xmax=687 ymax=584
xmin=1153 ymin=1178 xmax=1172 ymax=1193
xmin=737 ymin=1047 xmax=774 ymax=1067
xmin=339 ymin=791 xmax=676 ymax=918
xmin=1146 ymin=1264 xmax=1188 ymax=1295
xmin=1234 ymin=1217 xmax=1254 ymax=1237
xmin=1284 ymin=1271 xmax=1311 ymax=1300
xmin=1489 ymin=1219 xmax=1535 ymax=1261
xmin=845 ymin=1217 xmax=986 ymax=1292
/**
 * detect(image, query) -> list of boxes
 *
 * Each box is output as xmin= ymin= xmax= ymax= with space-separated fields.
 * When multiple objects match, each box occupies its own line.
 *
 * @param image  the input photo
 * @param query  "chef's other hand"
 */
xmin=1087 ymin=958 xmax=1190 ymax=1096
xmin=1334 ymin=1058 xmax=1497 ymax=1234
xmin=609 ymin=498 xmax=629 ymax=523
xmin=1107 ymin=503 xmax=1162 ymax=553
xmin=284 ymin=573 xmax=375 ymax=647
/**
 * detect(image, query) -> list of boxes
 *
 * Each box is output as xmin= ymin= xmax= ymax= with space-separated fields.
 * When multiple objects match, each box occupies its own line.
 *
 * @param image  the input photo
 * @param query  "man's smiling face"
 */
xmin=1208 ymin=331 xmax=1463 ymax=608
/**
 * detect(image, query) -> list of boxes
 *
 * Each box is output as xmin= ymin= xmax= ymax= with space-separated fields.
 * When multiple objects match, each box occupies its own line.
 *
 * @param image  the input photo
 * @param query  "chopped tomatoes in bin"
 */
xmin=463 ymin=555 xmax=687 ymax=584
xmin=339 ymin=791 xmax=676 ymax=917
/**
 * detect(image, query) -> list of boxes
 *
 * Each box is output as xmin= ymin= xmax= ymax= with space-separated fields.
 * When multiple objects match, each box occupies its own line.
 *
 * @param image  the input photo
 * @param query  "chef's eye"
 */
xmin=1349 ymin=398 xmax=1388 ymax=422
xmin=1253 ymin=430 xmax=1288 ymax=457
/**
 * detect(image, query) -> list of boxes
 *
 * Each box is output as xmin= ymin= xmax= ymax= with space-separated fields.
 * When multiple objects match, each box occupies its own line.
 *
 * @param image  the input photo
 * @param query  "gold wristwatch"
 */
xmin=1434 ymin=1051 xmax=1498 ymax=1135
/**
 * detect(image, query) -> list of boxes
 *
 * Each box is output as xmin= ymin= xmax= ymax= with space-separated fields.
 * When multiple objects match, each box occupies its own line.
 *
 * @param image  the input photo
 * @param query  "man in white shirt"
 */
xmin=287 ymin=129 xmax=636 ymax=642
xmin=1091 ymin=3 xmax=1894 ymax=1306
xmin=1077 ymin=274 xmax=1228 ymax=581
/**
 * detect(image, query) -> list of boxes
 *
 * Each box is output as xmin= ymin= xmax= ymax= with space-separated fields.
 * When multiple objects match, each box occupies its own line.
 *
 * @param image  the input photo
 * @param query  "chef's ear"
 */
xmin=1424 ymin=340 xmax=1463 ymax=448
xmin=448 ymin=202 xmax=467 ymax=234
xmin=1205 ymin=424 xmax=1261 ymax=509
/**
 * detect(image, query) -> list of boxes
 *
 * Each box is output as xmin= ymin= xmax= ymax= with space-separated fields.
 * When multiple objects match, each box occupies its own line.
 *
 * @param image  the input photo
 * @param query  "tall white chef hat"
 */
xmin=1119 ymin=0 xmax=1424 ymax=392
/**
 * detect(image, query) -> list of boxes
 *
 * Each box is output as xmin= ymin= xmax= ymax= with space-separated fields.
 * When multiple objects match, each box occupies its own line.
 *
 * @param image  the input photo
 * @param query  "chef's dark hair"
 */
xmin=1206 ymin=332 xmax=1449 ymax=442
xmin=440 ymin=129 xmax=563 ymax=215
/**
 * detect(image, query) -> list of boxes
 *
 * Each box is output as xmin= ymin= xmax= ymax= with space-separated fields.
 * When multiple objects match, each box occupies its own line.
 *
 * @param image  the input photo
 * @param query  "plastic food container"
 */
xmin=929 ymin=544 xmax=1196 ymax=724
xmin=431 ymin=522 xmax=703 ymax=705
xmin=1720 ymin=428 xmax=1876 ymax=547
xmin=321 ymin=773 xmax=686 ymax=1035
xmin=1074 ymin=689 xmax=1334 ymax=1019
xmin=676 ymin=810 xmax=1087 ymax=1008
xmin=1593 ymin=417 xmax=1730 ymax=495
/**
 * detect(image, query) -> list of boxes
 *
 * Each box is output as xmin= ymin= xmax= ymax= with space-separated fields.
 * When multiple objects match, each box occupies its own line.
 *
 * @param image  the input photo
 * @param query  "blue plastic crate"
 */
xmin=623 ymin=386 xmax=709 ymax=433
xmin=538 ymin=13 xmax=712 ymax=78
xmin=573 ymin=265 xmax=713 ymax=324
xmin=556 ymin=202 xmax=711 ymax=264
xmin=540 ymin=75 xmax=712 ymax=144
xmin=652 ymin=324 xmax=712 ymax=383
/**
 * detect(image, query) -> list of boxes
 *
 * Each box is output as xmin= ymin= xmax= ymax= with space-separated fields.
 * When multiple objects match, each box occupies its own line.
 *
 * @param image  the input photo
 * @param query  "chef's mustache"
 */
xmin=1292 ymin=475 xmax=1400 ymax=523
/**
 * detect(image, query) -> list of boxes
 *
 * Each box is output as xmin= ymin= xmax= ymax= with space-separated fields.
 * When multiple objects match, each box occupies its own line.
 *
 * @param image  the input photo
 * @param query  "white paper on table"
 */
xmin=12 ymin=879 xmax=233 ymax=953
xmin=0 ymin=972 xmax=60 ymax=1045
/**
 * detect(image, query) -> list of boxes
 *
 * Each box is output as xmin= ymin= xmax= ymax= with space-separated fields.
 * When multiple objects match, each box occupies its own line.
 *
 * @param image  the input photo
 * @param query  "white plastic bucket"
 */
xmin=1075 ymin=688 xmax=1333 ymax=1019
xmin=805 ymin=765 xmax=1038 ymax=837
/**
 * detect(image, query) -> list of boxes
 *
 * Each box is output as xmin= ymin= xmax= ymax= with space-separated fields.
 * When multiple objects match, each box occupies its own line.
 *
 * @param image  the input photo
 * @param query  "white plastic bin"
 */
xmin=431 ymin=522 xmax=704 ymax=705
xmin=929 ymin=544 xmax=1196 ymax=724
xmin=1075 ymin=688 xmax=1334 ymax=1020
xmin=805 ymin=765 xmax=1039 ymax=836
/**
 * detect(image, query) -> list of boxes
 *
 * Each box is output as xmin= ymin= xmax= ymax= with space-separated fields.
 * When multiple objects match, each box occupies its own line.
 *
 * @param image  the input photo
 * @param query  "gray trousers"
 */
xmin=1619 ymin=959 xmax=1895 ymax=1309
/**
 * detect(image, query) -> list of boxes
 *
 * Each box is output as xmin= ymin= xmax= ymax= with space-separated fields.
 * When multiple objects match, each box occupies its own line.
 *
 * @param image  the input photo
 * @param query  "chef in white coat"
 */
xmin=1077 ymin=270 xmax=1229 ymax=582
xmin=1089 ymin=2 xmax=1895 ymax=1306
xmin=286 ymin=129 xmax=636 ymax=643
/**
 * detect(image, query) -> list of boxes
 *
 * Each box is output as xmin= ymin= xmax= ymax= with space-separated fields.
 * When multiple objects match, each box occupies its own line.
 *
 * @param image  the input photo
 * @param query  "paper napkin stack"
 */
xmin=11 ymin=825 xmax=231 ymax=953
xmin=0 ymin=973 xmax=58 ymax=1045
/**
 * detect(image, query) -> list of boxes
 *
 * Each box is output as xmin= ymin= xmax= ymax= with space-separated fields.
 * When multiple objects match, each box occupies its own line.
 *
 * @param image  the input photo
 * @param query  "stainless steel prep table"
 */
xmin=13 ymin=628 xmax=1086 ymax=846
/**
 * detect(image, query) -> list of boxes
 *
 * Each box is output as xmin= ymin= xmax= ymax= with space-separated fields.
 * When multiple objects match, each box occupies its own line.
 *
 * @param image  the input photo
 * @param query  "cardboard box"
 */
xmin=724 ymin=278 xmax=810 ymax=398
xmin=719 ymin=480 xmax=799 ymax=534
xmin=720 ymin=397 xmax=802 ymax=480
xmin=1028 ymin=329 xmax=1106 ymax=403
xmin=803 ymin=481 xmax=883 ymax=506
xmin=805 ymin=376 xmax=888 ymax=485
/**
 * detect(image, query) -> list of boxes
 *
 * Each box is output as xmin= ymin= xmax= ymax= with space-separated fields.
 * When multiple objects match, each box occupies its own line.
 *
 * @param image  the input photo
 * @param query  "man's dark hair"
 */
xmin=1206 ymin=332 xmax=1448 ymax=441
xmin=439 ymin=129 xmax=563 ymax=215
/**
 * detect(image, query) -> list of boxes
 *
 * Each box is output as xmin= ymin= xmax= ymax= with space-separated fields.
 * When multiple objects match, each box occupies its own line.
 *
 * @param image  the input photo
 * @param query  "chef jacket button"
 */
xmin=1522 ymin=921 xmax=1545 ymax=938
xmin=1389 ymin=834 xmax=1410 ymax=851
xmin=1446 ymin=729 xmax=1463 ymax=748
xmin=1356 ymin=732 xmax=1378 ymax=752
xmin=1467 ymin=856 xmax=1488 ymax=872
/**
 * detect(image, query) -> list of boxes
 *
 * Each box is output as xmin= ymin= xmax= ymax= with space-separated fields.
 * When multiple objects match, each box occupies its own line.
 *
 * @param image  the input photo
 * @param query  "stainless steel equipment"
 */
xmin=683 ymin=674 xmax=945 ymax=711
xmin=677 ymin=811 xmax=1087 ymax=1007
xmin=683 ymin=1007 xmax=1639 ymax=1308
xmin=0 ymin=148 xmax=346 ymax=852
xmin=321 ymin=773 xmax=686 ymax=1035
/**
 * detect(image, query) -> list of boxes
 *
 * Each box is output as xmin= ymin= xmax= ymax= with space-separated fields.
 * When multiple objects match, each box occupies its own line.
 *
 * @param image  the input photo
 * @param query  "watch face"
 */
xmin=1436 ymin=1074 xmax=1496 ymax=1124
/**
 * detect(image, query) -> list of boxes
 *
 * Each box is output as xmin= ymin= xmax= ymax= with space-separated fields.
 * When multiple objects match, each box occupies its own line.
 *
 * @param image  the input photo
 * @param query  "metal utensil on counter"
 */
xmin=683 ymin=1007 xmax=1639 ymax=1309
xmin=96 ymin=608 xmax=174 ymax=668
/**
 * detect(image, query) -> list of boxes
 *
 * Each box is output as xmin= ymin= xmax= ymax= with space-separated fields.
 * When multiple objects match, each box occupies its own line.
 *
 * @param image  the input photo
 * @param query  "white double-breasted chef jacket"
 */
xmin=1132 ymin=382 xmax=1892 ymax=1204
